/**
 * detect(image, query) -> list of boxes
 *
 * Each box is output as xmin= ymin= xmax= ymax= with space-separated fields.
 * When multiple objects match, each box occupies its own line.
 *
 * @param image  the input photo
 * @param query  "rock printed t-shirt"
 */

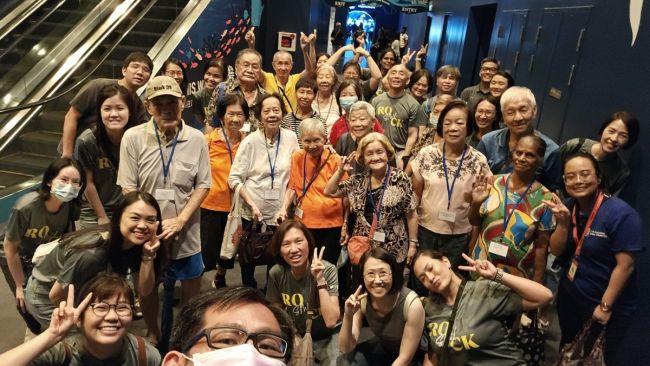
xmin=423 ymin=280 xmax=524 ymax=366
xmin=74 ymin=129 xmax=123 ymax=221
xmin=371 ymin=92 xmax=426 ymax=151
xmin=4 ymin=191 xmax=70 ymax=262
xmin=266 ymin=261 xmax=338 ymax=339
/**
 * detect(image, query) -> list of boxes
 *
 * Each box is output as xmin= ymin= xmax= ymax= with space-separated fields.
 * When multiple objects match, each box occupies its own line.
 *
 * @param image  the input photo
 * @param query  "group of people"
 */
xmin=0 ymin=23 xmax=643 ymax=366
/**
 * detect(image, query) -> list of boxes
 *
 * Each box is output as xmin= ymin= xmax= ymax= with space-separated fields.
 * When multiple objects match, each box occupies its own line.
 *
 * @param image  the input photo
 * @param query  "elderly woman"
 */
xmin=411 ymin=101 xmax=491 ymax=268
xmin=278 ymin=118 xmax=345 ymax=265
xmin=413 ymin=250 xmax=553 ymax=365
xmin=559 ymin=111 xmax=639 ymax=196
xmin=325 ymin=132 xmax=418 ymax=267
xmin=313 ymin=64 xmax=340 ymax=134
xmin=408 ymin=69 xmax=434 ymax=104
xmin=468 ymin=135 xmax=554 ymax=282
xmin=329 ymin=80 xmax=383 ymax=147
xmin=266 ymin=220 xmax=341 ymax=365
xmin=228 ymin=93 xmax=300 ymax=288
xmin=545 ymin=153 xmax=643 ymax=365
xmin=339 ymin=248 xmax=425 ymax=365
xmin=335 ymin=101 xmax=379 ymax=159
xmin=200 ymin=94 xmax=248 ymax=288
xmin=467 ymin=95 xmax=501 ymax=147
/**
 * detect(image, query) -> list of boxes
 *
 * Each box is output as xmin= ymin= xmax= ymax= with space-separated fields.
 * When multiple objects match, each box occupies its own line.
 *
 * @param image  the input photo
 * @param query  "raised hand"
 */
xmin=310 ymin=247 xmax=326 ymax=282
xmin=344 ymin=285 xmax=368 ymax=316
xmin=458 ymin=253 xmax=497 ymax=280
xmin=340 ymin=152 xmax=356 ymax=174
xmin=47 ymin=285 xmax=93 ymax=342
xmin=308 ymin=29 xmax=317 ymax=44
xmin=401 ymin=48 xmax=416 ymax=65
xmin=471 ymin=173 xmax=490 ymax=204
xmin=543 ymin=193 xmax=570 ymax=225
xmin=300 ymin=32 xmax=310 ymax=48
xmin=416 ymin=44 xmax=428 ymax=59
xmin=143 ymin=221 xmax=162 ymax=256
xmin=354 ymin=46 xmax=369 ymax=58
xmin=340 ymin=44 xmax=355 ymax=53
xmin=245 ymin=26 xmax=256 ymax=46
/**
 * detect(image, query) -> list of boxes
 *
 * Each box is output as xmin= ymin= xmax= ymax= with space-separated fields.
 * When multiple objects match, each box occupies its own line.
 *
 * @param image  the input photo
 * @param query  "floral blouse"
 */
xmin=338 ymin=169 xmax=417 ymax=263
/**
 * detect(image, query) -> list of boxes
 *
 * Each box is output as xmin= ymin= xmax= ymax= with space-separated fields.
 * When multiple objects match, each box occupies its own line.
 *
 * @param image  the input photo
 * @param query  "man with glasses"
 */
xmin=161 ymin=287 xmax=294 ymax=365
xmin=460 ymin=57 xmax=500 ymax=113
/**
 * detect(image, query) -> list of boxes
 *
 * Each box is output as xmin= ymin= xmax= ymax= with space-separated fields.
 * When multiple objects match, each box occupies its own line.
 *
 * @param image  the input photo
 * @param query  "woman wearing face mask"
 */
xmin=545 ymin=153 xmax=643 ymax=365
xmin=559 ymin=111 xmax=639 ymax=196
xmin=0 ymin=273 xmax=161 ymax=365
xmin=266 ymin=220 xmax=341 ymax=365
xmin=313 ymin=64 xmax=340 ymax=135
xmin=466 ymin=96 xmax=501 ymax=148
xmin=489 ymin=70 xmax=515 ymax=98
xmin=74 ymin=84 xmax=138 ymax=228
xmin=411 ymin=101 xmax=491 ymax=269
xmin=24 ymin=191 xmax=163 ymax=332
xmin=2 ymin=158 xmax=85 ymax=333
xmin=329 ymin=81 xmax=383 ymax=147
xmin=412 ymin=250 xmax=552 ymax=365
xmin=228 ymin=93 xmax=300 ymax=288
xmin=277 ymin=119 xmax=345 ymax=264
xmin=468 ymin=135 xmax=554 ymax=282
xmin=339 ymin=248 xmax=424 ymax=365
xmin=325 ymin=133 xmax=418 ymax=268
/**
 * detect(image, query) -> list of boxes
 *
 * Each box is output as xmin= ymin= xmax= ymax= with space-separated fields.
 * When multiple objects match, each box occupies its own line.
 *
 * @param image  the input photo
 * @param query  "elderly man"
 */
xmin=477 ymin=86 xmax=561 ymax=191
xmin=459 ymin=57 xmax=500 ymax=112
xmin=371 ymin=63 xmax=427 ymax=169
xmin=161 ymin=287 xmax=294 ymax=365
xmin=117 ymin=75 xmax=210 ymax=347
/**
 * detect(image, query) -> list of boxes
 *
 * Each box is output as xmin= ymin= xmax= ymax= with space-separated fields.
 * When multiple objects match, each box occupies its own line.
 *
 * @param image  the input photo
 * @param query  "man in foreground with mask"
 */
xmin=161 ymin=286 xmax=294 ymax=365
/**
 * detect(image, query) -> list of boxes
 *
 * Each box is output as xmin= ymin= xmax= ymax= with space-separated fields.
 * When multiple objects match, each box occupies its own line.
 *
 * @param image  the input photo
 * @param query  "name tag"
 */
xmin=241 ymin=122 xmax=251 ymax=133
xmin=294 ymin=206 xmax=304 ymax=218
xmin=567 ymin=259 xmax=579 ymax=282
xmin=373 ymin=231 xmax=386 ymax=243
xmin=155 ymin=189 xmax=175 ymax=201
xmin=488 ymin=241 xmax=509 ymax=257
xmin=264 ymin=190 xmax=280 ymax=200
xmin=438 ymin=210 xmax=457 ymax=223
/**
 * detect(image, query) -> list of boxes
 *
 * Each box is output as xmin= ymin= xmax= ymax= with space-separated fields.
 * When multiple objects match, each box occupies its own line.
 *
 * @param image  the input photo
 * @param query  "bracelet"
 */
xmin=599 ymin=301 xmax=612 ymax=313
xmin=493 ymin=269 xmax=504 ymax=283
xmin=416 ymin=58 xmax=422 ymax=61
xmin=142 ymin=254 xmax=155 ymax=262
xmin=408 ymin=239 xmax=419 ymax=248
xmin=317 ymin=282 xmax=328 ymax=290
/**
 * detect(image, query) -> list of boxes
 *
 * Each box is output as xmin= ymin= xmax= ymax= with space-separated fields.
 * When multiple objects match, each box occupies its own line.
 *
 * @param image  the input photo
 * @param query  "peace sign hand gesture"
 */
xmin=340 ymin=152 xmax=356 ymax=174
xmin=416 ymin=44 xmax=428 ymax=59
xmin=46 ymin=285 xmax=93 ymax=342
xmin=401 ymin=48 xmax=416 ymax=65
xmin=458 ymin=253 xmax=497 ymax=280
xmin=543 ymin=193 xmax=570 ymax=226
xmin=143 ymin=221 xmax=162 ymax=257
xmin=344 ymin=285 xmax=368 ymax=316
xmin=310 ymin=247 xmax=326 ymax=283
xmin=471 ymin=173 xmax=490 ymax=204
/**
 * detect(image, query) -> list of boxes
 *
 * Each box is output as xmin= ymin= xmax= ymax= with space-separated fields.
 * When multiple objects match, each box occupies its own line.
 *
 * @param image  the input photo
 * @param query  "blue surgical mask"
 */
xmin=339 ymin=96 xmax=358 ymax=111
xmin=51 ymin=183 xmax=80 ymax=202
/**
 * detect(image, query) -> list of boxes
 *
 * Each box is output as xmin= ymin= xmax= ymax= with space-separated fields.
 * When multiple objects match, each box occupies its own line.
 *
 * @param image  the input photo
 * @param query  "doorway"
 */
xmin=459 ymin=3 xmax=497 ymax=90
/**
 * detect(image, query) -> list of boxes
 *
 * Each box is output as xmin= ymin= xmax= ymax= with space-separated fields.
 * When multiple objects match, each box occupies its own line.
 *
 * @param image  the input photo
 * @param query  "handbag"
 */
xmin=238 ymin=219 xmax=275 ymax=266
xmin=289 ymin=279 xmax=316 ymax=366
xmin=513 ymin=311 xmax=546 ymax=366
xmin=347 ymin=215 xmax=376 ymax=266
xmin=555 ymin=320 xmax=606 ymax=366
xmin=220 ymin=185 xmax=244 ymax=260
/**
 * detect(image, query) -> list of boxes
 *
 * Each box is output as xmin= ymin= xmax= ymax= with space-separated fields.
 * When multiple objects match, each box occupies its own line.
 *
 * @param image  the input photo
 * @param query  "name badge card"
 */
xmin=294 ymin=207 xmax=304 ymax=218
xmin=241 ymin=123 xmax=251 ymax=133
xmin=438 ymin=210 xmax=457 ymax=223
xmin=567 ymin=259 xmax=579 ymax=282
xmin=155 ymin=189 xmax=175 ymax=201
xmin=264 ymin=190 xmax=280 ymax=200
xmin=488 ymin=241 xmax=509 ymax=257
xmin=373 ymin=231 xmax=386 ymax=243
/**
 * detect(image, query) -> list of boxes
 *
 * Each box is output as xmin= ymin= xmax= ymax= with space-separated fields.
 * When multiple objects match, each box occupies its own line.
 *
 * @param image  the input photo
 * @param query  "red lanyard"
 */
xmin=571 ymin=192 xmax=605 ymax=257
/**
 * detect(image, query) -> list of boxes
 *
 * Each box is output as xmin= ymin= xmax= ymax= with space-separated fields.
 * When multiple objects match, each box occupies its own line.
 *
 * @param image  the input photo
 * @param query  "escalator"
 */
xmin=0 ymin=0 xmax=196 ymax=194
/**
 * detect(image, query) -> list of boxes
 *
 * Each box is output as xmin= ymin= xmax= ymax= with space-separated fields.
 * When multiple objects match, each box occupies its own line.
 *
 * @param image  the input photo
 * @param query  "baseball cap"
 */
xmin=145 ymin=75 xmax=183 ymax=100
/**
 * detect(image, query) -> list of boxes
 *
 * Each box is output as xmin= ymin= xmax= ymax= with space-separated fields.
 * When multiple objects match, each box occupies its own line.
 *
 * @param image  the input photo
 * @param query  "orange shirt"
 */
xmin=288 ymin=149 xmax=345 ymax=228
xmin=201 ymin=129 xmax=244 ymax=212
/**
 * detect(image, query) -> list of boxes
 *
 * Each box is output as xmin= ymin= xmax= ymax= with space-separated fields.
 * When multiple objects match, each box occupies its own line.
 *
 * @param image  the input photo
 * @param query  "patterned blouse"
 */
xmin=338 ymin=169 xmax=417 ymax=263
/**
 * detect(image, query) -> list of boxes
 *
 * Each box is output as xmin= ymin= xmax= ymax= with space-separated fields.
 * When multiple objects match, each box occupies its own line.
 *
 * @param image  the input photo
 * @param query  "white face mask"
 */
xmin=183 ymin=344 xmax=286 ymax=366
xmin=51 ymin=183 xmax=81 ymax=202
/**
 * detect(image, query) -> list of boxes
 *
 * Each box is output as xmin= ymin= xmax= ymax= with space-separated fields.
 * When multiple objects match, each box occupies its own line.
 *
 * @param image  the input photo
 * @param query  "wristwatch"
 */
xmin=599 ymin=301 xmax=612 ymax=313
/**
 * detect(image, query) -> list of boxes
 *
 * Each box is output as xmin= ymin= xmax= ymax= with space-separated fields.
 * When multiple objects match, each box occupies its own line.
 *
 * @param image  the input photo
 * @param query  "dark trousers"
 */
xmin=309 ymin=227 xmax=342 ymax=265
xmin=556 ymin=279 xmax=632 ymax=365
xmin=200 ymin=208 xmax=235 ymax=271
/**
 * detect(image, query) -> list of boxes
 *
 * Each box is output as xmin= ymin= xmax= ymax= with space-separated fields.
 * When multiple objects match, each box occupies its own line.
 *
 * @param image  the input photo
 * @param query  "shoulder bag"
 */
xmin=238 ymin=219 xmax=275 ymax=266
xmin=220 ymin=184 xmax=244 ymax=260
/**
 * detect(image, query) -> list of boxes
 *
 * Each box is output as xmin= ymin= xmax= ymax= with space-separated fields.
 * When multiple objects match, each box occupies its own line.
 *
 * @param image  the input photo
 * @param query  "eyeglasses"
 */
xmin=480 ymin=66 xmax=498 ymax=73
xmin=238 ymin=62 xmax=261 ymax=71
xmin=89 ymin=302 xmax=133 ymax=317
xmin=184 ymin=326 xmax=288 ymax=358
xmin=563 ymin=170 xmax=595 ymax=183
xmin=364 ymin=271 xmax=392 ymax=282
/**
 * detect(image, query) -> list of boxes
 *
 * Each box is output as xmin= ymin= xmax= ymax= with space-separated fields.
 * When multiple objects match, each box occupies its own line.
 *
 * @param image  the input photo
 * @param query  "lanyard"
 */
xmin=367 ymin=167 xmax=391 ymax=223
xmin=275 ymin=77 xmax=294 ymax=114
xmin=442 ymin=143 xmax=467 ymax=210
xmin=153 ymin=121 xmax=179 ymax=185
xmin=571 ymin=192 xmax=605 ymax=257
xmin=265 ymin=130 xmax=281 ymax=189
xmin=301 ymin=151 xmax=331 ymax=198
xmin=221 ymin=128 xmax=234 ymax=164
xmin=502 ymin=174 xmax=534 ymax=232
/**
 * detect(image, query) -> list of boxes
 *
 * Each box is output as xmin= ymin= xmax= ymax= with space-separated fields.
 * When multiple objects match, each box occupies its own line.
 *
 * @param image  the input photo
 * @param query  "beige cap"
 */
xmin=145 ymin=75 xmax=182 ymax=100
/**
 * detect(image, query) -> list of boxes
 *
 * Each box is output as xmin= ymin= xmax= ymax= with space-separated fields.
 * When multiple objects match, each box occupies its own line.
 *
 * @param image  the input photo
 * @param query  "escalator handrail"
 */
xmin=0 ymin=0 xmax=47 ymax=43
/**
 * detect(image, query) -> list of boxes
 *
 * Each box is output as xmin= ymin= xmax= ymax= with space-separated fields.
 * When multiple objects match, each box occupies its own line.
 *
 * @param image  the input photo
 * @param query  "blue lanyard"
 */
xmin=153 ymin=121 xmax=179 ymax=185
xmin=442 ymin=143 xmax=467 ymax=210
xmin=502 ymin=174 xmax=534 ymax=232
xmin=221 ymin=128 xmax=233 ymax=164
xmin=367 ymin=167 xmax=391 ymax=223
xmin=265 ymin=130 xmax=281 ymax=189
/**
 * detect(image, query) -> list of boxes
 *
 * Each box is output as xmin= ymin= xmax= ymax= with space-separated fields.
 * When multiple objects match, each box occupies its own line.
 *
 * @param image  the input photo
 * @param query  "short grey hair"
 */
xmin=299 ymin=118 xmax=327 ymax=139
xmin=348 ymin=101 xmax=375 ymax=119
xmin=500 ymin=86 xmax=537 ymax=111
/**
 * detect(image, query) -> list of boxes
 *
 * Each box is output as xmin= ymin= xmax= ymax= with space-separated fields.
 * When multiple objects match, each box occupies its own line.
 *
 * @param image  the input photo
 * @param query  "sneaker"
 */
xmin=134 ymin=297 xmax=143 ymax=319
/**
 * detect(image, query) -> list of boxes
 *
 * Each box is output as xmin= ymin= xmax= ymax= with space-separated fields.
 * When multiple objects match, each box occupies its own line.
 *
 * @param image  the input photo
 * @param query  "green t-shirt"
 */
xmin=4 ymin=192 xmax=71 ymax=263
xmin=371 ymin=92 xmax=426 ymax=151
xmin=266 ymin=261 xmax=339 ymax=340
xmin=30 ymin=333 xmax=161 ymax=366
xmin=423 ymin=280 xmax=525 ymax=366
xmin=74 ymin=128 xmax=124 ymax=222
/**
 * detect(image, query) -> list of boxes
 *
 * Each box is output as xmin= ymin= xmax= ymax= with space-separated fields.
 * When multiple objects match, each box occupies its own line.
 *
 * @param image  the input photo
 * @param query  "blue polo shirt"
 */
xmin=477 ymin=128 xmax=562 ymax=191
xmin=559 ymin=196 xmax=644 ymax=315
